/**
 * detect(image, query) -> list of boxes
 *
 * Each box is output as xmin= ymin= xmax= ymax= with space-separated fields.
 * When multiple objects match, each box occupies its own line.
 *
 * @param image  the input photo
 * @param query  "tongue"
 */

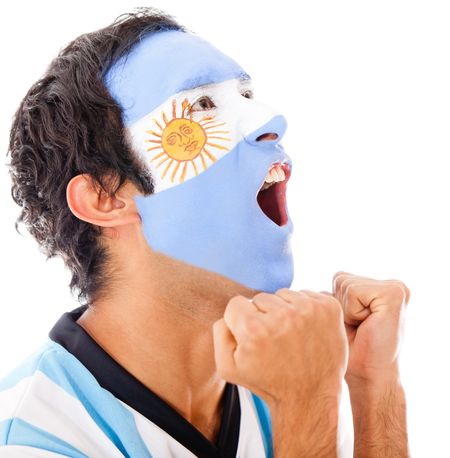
xmin=257 ymin=180 xmax=288 ymax=226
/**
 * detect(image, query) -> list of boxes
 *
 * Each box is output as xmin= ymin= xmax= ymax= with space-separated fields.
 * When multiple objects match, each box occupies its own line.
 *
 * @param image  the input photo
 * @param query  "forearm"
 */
xmin=269 ymin=395 xmax=340 ymax=458
xmin=348 ymin=375 xmax=408 ymax=458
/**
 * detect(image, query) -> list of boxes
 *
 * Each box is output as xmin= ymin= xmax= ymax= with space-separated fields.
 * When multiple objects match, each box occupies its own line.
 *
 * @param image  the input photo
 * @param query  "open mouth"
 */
xmin=257 ymin=162 xmax=291 ymax=226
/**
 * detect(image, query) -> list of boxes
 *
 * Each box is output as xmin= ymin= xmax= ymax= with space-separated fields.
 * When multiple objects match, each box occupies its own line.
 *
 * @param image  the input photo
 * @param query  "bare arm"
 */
xmin=212 ymin=290 xmax=348 ymax=458
xmin=348 ymin=375 xmax=408 ymax=458
xmin=331 ymin=272 xmax=411 ymax=458
xmin=269 ymin=395 xmax=340 ymax=458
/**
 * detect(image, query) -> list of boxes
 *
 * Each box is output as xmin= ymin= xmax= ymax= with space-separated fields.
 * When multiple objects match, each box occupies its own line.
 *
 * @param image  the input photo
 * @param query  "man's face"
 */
xmin=105 ymin=31 xmax=294 ymax=293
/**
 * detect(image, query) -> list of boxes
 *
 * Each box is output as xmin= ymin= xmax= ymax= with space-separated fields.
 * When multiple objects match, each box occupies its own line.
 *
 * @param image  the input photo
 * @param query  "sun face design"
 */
xmin=145 ymin=98 xmax=231 ymax=184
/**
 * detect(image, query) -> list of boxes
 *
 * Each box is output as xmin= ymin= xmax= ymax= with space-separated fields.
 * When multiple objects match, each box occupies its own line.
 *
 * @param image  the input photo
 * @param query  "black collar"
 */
xmin=49 ymin=305 xmax=241 ymax=458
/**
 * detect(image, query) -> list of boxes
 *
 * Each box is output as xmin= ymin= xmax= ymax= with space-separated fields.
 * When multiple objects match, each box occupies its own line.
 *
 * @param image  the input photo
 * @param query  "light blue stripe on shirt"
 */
xmin=0 ymin=340 xmax=152 ymax=458
xmin=0 ymin=417 xmax=87 ymax=457
xmin=251 ymin=393 xmax=274 ymax=458
xmin=0 ymin=341 xmax=53 ymax=392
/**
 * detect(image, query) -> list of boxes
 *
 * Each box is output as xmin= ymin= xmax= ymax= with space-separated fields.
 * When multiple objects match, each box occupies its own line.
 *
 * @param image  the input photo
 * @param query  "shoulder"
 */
xmin=0 ymin=339 xmax=62 ymax=422
xmin=0 ymin=338 xmax=93 ymax=416
xmin=0 ymin=340 xmax=127 ymax=457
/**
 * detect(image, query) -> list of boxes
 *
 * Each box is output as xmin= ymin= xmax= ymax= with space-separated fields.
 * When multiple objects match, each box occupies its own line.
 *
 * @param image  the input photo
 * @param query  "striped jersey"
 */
xmin=0 ymin=306 xmax=273 ymax=457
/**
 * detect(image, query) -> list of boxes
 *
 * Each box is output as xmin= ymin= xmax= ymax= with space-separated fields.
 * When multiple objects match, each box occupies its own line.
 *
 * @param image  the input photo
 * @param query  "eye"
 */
xmin=189 ymin=96 xmax=216 ymax=112
xmin=241 ymin=89 xmax=254 ymax=99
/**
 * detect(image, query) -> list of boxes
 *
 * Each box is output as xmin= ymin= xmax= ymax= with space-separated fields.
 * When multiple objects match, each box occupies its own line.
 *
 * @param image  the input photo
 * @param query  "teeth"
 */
xmin=270 ymin=168 xmax=279 ymax=182
xmin=261 ymin=164 xmax=287 ymax=190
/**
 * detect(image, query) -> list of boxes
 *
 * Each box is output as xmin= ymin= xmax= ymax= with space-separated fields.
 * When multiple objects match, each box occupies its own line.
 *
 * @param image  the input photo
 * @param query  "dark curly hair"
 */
xmin=8 ymin=8 xmax=185 ymax=304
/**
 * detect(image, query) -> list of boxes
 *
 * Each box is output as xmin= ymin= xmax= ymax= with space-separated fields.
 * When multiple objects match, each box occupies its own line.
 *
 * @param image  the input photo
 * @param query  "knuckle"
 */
xmin=275 ymin=288 xmax=304 ymax=305
xmin=243 ymin=315 xmax=266 ymax=335
xmin=271 ymin=308 xmax=287 ymax=322
xmin=275 ymin=305 xmax=297 ymax=320
xmin=324 ymin=294 xmax=341 ymax=307
xmin=333 ymin=270 xmax=347 ymax=281
xmin=252 ymin=292 xmax=273 ymax=302
xmin=261 ymin=305 xmax=300 ymax=333
xmin=286 ymin=305 xmax=299 ymax=318
xmin=345 ymin=283 xmax=356 ymax=297
xmin=333 ymin=271 xmax=347 ymax=287
xmin=228 ymin=295 xmax=248 ymax=307
xmin=275 ymin=287 xmax=291 ymax=296
xmin=324 ymin=297 xmax=343 ymax=317
xmin=225 ymin=296 xmax=248 ymax=316
xmin=334 ymin=272 xmax=358 ymax=292
xmin=340 ymin=278 xmax=353 ymax=290
xmin=391 ymin=281 xmax=409 ymax=305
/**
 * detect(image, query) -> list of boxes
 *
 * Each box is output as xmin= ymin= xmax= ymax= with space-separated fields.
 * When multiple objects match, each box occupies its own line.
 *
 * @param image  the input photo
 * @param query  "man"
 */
xmin=1 ymin=8 xmax=410 ymax=458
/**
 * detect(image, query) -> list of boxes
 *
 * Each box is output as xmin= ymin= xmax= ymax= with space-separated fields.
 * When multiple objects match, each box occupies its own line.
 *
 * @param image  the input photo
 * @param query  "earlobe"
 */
xmin=66 ymin=174 xmax=141 ymax=227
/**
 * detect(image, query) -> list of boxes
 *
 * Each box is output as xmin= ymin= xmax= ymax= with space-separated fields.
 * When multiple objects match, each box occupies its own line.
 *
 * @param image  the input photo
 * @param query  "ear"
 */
xmin=66 ymin=174 xmax=141 ymax=227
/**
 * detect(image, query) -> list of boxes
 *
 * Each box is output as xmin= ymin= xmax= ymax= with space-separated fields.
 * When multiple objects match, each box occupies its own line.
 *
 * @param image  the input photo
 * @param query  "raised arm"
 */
xmin=213 ymin=290 xmax=348 ymax=457
xmin=332 ymin=271 xmax=410 ymax=458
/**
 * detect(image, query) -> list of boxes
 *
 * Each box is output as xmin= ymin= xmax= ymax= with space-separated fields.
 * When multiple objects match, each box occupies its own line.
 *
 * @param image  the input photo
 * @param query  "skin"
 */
xmin=214 ymin=290 xmax=348 ymax=457
xmin=332 ymin=272 xmax=410 ymax=457
xmin=68 ymin=175 xmax=410 ymax=455
xmin=67 ymin=173 xmax=262 ymax=442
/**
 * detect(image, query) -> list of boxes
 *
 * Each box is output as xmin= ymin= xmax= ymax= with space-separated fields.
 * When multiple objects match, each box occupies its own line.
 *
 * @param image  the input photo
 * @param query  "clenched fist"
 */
xmin=331 ymin=272 xmax=411 ymax=457
xmin=332 ymin=271 xmax=410 ymax=384
xmin=212 ymin=289 xmax=348 ymax=406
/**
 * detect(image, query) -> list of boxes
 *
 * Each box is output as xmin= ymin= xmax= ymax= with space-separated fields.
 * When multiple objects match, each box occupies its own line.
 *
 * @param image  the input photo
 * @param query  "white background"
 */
xmin=0 ymin=1 xmax=449 ymax=456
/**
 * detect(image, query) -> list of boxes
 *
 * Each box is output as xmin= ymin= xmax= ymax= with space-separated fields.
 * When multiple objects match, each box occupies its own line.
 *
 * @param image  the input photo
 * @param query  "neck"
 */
xmin=77 ymin=249 xmax=256 ymax=441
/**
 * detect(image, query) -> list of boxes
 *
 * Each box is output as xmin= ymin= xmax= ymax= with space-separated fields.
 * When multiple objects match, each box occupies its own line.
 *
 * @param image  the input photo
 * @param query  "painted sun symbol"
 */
xmin=145 ymin=98 xmax=231 ymax=183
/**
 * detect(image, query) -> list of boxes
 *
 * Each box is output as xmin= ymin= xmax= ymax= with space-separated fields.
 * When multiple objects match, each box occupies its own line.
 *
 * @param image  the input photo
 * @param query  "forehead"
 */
xmin=104 ymin=30 xmax=249 ymax=127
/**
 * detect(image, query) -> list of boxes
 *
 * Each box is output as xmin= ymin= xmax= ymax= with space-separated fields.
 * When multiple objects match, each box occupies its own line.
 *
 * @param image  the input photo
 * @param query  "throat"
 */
xmin=76 ymin=298 xmax=229 ymax=441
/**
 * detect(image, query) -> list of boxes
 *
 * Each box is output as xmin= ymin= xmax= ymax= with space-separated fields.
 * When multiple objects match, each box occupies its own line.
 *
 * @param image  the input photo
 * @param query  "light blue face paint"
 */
xmin=105 ymin=31 xmax=294 ymax=293
xmin=105 ymin=31 xmax=249 ymax=127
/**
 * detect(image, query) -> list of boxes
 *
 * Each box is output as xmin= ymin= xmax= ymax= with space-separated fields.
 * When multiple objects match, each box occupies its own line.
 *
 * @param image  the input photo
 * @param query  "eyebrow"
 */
xmin=179 ymin=71 xmax=252 ymax=93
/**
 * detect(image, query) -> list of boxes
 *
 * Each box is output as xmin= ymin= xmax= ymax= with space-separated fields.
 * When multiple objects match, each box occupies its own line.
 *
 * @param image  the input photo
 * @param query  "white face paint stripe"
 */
xmin=127 ymin=78 xmax=281 ymax=193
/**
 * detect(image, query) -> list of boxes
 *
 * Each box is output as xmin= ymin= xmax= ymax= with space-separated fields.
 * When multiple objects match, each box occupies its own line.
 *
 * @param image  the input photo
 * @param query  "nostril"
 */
xmin=255 ymin=132 xmax=279 ymax=142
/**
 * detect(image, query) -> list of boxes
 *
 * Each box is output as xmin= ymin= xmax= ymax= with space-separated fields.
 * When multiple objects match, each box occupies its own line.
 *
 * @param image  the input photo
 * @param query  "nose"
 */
xmin=256 ymin=132 xmax=279 ymax=142
xmin=244 ymin=114 xmax=287 ymax=146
